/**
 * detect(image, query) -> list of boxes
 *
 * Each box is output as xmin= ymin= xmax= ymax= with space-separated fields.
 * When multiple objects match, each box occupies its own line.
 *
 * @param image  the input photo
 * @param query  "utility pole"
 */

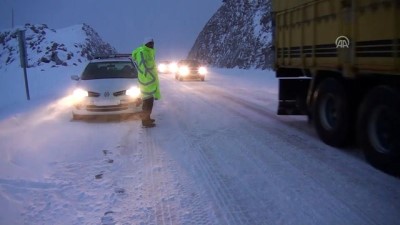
xmin=17 ymin=30 xmax=30 ymax=100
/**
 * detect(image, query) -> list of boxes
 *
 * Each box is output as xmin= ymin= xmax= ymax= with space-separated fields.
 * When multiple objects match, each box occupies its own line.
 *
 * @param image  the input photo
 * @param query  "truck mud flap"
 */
xmin=277 ymin=78 xmax=310 ymax=115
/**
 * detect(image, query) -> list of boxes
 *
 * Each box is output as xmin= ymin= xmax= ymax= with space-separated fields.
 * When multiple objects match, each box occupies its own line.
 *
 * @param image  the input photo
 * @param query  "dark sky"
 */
xmin=0 ymin=0 xmax=222 ymax=60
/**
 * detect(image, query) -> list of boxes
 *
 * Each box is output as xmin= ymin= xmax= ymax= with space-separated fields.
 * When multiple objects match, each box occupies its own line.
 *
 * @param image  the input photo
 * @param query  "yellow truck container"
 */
xmin=272 ymin=0 xmax=399 ymax=173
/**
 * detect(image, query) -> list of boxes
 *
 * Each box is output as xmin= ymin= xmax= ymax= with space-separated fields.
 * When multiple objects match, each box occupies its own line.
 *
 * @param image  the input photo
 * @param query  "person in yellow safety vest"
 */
xmin=132 ymin=37 xmax=161 ymax=128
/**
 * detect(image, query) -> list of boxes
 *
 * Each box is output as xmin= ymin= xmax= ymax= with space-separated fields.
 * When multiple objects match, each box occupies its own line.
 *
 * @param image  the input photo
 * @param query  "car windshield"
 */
xmin=179 ymin=60 xmax=200 ymax=67
xmin=81 ymin=61 xmax=138 ymax=80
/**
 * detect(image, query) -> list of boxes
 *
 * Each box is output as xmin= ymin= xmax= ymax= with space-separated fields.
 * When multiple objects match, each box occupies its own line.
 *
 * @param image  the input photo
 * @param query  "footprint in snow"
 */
xmin=95 ymin=173 xmax=103 ymax=179
xmin=101 ymin=211 xmax=115 ymax=225
xmin=102 ymin=150 xmax=112 ymax=156
xmin=102 ymin=150 xmax=114 ymax=164
xmin=114 ymin=187 xmax=126 ymax=194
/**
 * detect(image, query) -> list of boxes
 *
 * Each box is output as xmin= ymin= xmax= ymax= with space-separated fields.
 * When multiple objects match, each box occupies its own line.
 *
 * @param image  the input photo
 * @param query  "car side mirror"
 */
xmin=71 ymin=75 xmax=80 ymax=81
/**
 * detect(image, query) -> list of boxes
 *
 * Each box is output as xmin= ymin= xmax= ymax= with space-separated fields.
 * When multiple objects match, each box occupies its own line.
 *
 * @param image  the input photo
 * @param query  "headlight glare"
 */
xmin=158 ymin=63 xmax=167 ymax=73
xmin=168 ymin=62 xmax=178 ymax=73
xmin=198 ymin=67 xmax=207 ymax=75
xmin=126 ymin=86 xmax=141 ymax=98
xmin=73 ymin=88 xmax=88 ymax=99
xmin=179 ymin=66 xmax=190 ymax=76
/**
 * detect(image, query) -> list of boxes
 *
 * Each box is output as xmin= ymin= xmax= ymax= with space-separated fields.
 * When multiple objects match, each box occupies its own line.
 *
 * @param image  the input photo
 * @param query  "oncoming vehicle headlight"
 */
xmin=158 ymin=63 xmax=167 ymax=73
xmin=126 ymin=86 xmax=141 ymax=98
xmin=168 ymin=62 xmax=178 ymax=73
xmin=198 ymin=66 xmax=207 ymax=75
xmin=73 ymin=88 xmax=88 ymax=100
xmin=178 ymin=66 xmax=190 ymax=76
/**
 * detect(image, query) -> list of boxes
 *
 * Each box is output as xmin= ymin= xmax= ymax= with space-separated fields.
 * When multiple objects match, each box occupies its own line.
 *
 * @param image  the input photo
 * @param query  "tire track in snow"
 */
xmin=98 ymin=113 xmax=216 ymax=225
xmin=166 ymin=84 xmax=260 ymax=224
xmin=193 ymin=142 xmax=253 ymax=225
xmin=195 ymin=131 xmax=275 ymax=224
xmin=172 ymin=101 xmax=272 ymax=224
xmin=177 ymin=79 xmax=400 ymax=225
xmin=154 ymin=78 xmax=254 ymax=224
xmin=139 ymin=129 xmax=181 ymax=225
xmin=161 ymin=75 xmax=400 ymax=225
xmin=197 ymin=127 xmax=372 ymax=225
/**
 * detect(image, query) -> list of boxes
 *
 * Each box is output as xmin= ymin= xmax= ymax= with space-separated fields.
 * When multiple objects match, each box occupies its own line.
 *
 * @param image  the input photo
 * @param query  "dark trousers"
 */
xmin=142 ymin=97 xmax=154 ymax=121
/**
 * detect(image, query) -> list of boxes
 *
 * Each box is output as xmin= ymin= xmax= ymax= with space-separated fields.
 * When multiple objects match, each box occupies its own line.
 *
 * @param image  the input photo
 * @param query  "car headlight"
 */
xmin=73 ymin=88 xmax=88 ymax=100
xmin=168 ymin=62 xmax=178 ymax=73
xmin=198 ymin=67 xmax=207 ymax=75
xmin=158 ymin=63 xmax=167 ymax=73
xmin=178 ymin=66 xmax=190 ymax=76
xmin=126 ymin=86 xmax=141 ymax=98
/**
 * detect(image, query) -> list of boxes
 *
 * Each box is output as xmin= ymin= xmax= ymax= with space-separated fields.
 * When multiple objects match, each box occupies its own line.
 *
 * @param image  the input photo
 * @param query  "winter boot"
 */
xmin=142 ymin=120 xmax=156 ymax=128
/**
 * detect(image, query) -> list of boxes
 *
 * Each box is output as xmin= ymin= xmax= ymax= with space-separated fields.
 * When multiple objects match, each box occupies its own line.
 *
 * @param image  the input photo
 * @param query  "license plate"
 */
xmin=94 ymin=100 xmax=120 ymax=106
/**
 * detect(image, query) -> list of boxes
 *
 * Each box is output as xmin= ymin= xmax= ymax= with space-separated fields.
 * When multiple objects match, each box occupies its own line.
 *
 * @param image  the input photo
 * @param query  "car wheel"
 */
xmin=357 ymin=86 xmax=400 ymax=173
xmin=313 ymin=78 xmax=352 ymax=147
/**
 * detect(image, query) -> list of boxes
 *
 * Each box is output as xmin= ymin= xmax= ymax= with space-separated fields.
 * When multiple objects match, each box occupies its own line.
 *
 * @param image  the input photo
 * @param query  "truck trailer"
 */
xmin=272 ymin=0 xmax=399 ymax=173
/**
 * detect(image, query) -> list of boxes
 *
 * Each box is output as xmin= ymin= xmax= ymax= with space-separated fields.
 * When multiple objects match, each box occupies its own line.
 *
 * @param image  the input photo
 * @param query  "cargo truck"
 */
xmin=272 ymin=0 xmax=399 ymax=172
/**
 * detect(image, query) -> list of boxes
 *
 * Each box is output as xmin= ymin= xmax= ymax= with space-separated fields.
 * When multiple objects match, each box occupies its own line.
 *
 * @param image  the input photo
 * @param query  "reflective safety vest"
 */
xmin=132 ymin=45 xmax=161 ymax=100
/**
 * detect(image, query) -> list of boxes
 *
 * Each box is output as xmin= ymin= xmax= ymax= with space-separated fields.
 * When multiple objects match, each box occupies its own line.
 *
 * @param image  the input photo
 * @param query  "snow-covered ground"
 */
xmin=0 ymin=64 xmax=399 ymax=225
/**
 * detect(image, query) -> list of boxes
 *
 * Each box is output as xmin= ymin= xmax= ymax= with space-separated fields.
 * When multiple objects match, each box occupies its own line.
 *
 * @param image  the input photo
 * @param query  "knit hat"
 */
xmin=143 ymin=37 xmax=154 ymax=44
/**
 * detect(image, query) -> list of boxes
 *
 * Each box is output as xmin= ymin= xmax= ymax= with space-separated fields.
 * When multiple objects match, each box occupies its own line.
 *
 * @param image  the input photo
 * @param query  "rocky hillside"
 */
xmin=188 ymin=0 xmax=273 ymax=69
xmin=0 ymin=23 xmax=116 ymax=69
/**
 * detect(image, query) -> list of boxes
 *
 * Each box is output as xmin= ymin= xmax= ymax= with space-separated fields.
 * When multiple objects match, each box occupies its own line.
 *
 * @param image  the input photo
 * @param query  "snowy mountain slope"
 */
xmin=188 ymin=0 xmax=273 ymax=69
xmin=0 ymin=23 xmax=116 ymax=69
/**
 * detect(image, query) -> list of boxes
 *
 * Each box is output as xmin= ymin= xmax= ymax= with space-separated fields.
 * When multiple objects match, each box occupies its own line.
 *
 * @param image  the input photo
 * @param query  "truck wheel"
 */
xmin=313 ymin=78 xmax=351 ymax=147
xmin=357 ymin=86 xmax=400 ymax=173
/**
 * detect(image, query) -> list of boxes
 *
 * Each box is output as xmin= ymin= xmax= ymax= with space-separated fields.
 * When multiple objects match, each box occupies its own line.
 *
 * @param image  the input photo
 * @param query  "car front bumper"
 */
xmin=72 ymin=98 xmax=143 ymax=116
xmin=177 ymin=72 xmax=205 ymax=80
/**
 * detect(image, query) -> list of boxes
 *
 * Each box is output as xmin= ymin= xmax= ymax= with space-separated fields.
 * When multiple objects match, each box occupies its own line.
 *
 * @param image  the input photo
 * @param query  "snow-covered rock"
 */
xmin=0 ymin=23 xmax=116 ymax=69
xmin=188 ymin=0 xmax=273 ymax=70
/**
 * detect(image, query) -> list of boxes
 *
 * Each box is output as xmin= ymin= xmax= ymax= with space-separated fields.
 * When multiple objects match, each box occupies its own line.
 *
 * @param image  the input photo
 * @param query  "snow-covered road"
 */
xmin=0 ymin=68 xmax=399 ymax=225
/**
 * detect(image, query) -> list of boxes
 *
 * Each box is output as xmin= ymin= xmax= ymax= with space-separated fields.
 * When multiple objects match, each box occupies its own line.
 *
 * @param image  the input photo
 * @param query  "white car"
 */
xmin=70 ymin=55 xmax=142 ymax=119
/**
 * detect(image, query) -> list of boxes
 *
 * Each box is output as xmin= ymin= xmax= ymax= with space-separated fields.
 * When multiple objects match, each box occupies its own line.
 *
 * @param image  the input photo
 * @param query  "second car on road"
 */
xmin=175 ymin=60 xmax=207 ymax=81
